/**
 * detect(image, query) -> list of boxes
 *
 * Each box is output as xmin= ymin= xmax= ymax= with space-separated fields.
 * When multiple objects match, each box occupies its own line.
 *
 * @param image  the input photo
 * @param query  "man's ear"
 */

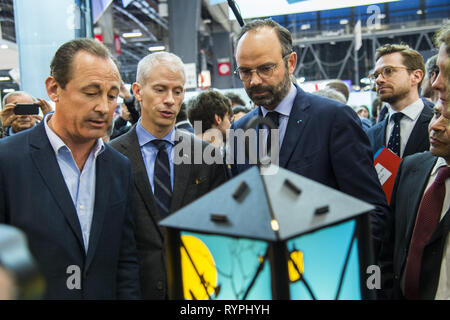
xmin=214 ymin=113 xmax=222 ymax=125
xmin=411 ymin=69 xmax=424 ymax=87
xmin=45 ymin=76 xmax=60 ymax=103
xmin=288 ymin=51 xmax=297 ymax=75
xmin=132 ymin=82 xmax=142 ymax=102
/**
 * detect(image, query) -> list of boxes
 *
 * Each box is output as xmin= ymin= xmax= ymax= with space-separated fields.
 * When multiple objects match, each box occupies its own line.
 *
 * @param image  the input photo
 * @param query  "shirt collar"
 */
xmin=388 ymin=98 xmax=424 ymax=122
xmin=136 ymin=118 xmax=175 ymax=147
xmin=260 ymin=82 xmax=296 ymax=117
xmin=431 ymin=157 xmax=450 ymax=176
xmin=44 ymin=112 xmax=105 ymax=157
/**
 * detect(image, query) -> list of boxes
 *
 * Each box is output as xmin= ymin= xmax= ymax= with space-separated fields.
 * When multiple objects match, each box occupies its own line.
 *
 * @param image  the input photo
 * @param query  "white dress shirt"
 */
xmin=385 ymin=99 xmax=424 ymax=158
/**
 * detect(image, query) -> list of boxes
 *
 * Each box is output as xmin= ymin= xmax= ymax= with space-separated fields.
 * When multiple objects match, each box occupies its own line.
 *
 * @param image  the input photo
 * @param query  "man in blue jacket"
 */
xmin=0 ymin=38 xmax=140 ymax=299
xmin=230 ymin=19 xmax=390 ymax=259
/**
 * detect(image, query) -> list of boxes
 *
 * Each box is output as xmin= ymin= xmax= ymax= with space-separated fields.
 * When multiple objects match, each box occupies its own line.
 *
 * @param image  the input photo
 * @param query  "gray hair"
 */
xmin=2 ymin=91 xmax=36 ymax=109
xmin=313 ymin=88 xmax=346 ymax=104
xmin=136 ymin=52 xmax=185 ymax=85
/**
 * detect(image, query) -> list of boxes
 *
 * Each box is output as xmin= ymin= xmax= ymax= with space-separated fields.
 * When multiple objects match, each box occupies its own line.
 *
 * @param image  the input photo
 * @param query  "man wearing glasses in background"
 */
xmin=229 ymin=19 xmax=390 ymax=260
xmin=366 ymin=44 xmax=434 ymax=159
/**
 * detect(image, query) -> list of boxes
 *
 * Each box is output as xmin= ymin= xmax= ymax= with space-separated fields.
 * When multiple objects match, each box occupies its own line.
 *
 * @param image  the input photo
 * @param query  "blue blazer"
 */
xmin=366 ymin=99 xmax=434 ymax=158
xmin=230 ymin=86 xmax=391 ymax=253
xmin=0 ymin=122 xmax=140 ymax=299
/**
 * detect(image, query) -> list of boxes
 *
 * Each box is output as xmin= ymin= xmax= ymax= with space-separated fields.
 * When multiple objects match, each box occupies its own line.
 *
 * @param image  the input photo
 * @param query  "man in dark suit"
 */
xmin=379 ymin=24 xmax=450 ymax=300
xmin=366 ymin=44 xmax=433 ymax=158
xmin=110 ymin=52 xmax=227 ymax=299
xmin=0 ymin=38 xmax=140 ymax=299
xmin=229 ymin=19 xmax=390 ymax=258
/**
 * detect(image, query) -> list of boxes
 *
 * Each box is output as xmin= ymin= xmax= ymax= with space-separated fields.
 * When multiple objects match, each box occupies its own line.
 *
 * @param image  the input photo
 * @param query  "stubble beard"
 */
xmin=247 ymin=70 xmax=291 ymax=109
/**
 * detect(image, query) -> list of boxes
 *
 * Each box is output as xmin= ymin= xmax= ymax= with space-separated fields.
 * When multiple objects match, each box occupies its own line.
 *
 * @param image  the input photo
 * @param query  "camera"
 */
xmin=14 ymin=104 xmax=40 ymax=116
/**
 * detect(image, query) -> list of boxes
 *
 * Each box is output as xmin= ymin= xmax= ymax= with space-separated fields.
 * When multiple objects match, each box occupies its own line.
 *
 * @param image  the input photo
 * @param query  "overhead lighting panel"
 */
xmin=149 ymin=46 xmax=166 ymax=52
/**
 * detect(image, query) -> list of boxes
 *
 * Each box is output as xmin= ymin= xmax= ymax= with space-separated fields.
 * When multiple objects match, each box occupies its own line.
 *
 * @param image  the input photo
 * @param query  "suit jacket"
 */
xmin=230 ymin=86 xmax=390 ymax=257
xmin=366 ymin=99 xmax=433 ymax=158
xmin=110 ymin=126 xmax=227 ymax=299
xmin=379 ymin=151 xmax=450 ymax=299
xmin=0 ymin=122 xmax=140 ymax=299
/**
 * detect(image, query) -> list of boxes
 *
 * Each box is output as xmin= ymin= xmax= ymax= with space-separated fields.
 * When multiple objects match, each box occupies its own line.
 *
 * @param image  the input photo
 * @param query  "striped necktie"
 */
xmin=152 ymin=139 xmax=172 ymax=219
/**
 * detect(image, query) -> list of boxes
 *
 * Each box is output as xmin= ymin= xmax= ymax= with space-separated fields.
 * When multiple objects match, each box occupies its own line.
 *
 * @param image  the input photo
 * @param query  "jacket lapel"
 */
xmin=85 ymin=151 xmax=110 ymax=270
xmin=376 ymin=119 xmax=388 ymax=151
xmin=29 ymin=123 xmax=85 ymax=252
xmin=403 ymin=106 xmax=433 ymax=156
xmin=171 ymin=131 xmax=192 ymax=211
xmin=279 ymin=87 xmax=310 ymax=168
xmin=403 ymin=154 xmax=437 ymax=244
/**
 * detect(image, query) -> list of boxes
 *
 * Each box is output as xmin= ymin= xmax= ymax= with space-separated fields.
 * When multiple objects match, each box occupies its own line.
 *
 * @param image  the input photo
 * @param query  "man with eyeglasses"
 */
xmin=229 ymin=19 xmax=390 ymax=260
xmin=366 ymin=44 xmax=434 ymax=159
xmin=379 ymin=24 xmax=450 ymax=300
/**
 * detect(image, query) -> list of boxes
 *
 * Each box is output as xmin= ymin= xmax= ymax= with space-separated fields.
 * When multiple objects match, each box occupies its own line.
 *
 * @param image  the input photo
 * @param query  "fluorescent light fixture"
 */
xmin=340 ymin=19 xmax=349 ymax=25
xmin=229 ymin=0 xmax=399 ymax=19
xmin=0 ymin=44 xmax=8 ymax=49
xmin=3 ymin=88 xmax=15 ymax=93
xmin=416 ymin=9 xmax=423 ymax=15
xmin=301 ymin=24 xmax=311 ymax=30
xmin=0 ymin=77 xmax=11 ymax=81
xmin=123 ymin=31 xmax=143 ymax=38
xmin=149 ymin=46 xmax=166 ymax=52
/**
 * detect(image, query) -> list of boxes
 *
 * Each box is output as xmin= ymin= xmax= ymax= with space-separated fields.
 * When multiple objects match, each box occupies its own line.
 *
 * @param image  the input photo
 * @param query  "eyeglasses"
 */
xmin=368 ymin=66 xmax=413 ymax=82
xmin=234 ymin=53 xmax=292 ymax=82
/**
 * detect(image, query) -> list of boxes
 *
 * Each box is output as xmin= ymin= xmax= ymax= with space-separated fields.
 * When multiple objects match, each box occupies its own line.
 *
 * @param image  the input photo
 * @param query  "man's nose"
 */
xmin=249 ymin=70 xmax=263 ymax=87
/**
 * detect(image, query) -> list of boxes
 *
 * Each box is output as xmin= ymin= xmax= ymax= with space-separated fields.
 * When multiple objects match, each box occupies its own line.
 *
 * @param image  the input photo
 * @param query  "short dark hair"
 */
xmin=424 ymin=54 xmax=438 ymax=78
xmin=232 ymin=105 xmax=251 ymax=115
xmin=176 ymin=102 xmax=187 ymax=123
xmin=375 ymin=44 xmax=425 ymax=85
xmin=187 ymin=90 xmax=232 ymax=133
xmin=50 ymin=38 xmax=116 ymax=89
xmin=236 ymin=19 xmax=293 ymax=57
xmin=224 ymin=92 xmax=246 ymax=107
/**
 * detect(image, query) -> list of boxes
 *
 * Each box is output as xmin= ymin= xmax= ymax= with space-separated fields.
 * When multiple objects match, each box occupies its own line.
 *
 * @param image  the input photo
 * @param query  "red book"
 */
xmin=373 ymin=147 xmax=402 ymax=203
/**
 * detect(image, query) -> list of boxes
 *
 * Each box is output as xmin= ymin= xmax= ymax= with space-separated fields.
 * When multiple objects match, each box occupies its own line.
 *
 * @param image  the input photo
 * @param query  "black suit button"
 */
xmin=394 ymin=274 xmax=399 ymax=280
xmin=157 ymin=280 xmax=164 ymax=290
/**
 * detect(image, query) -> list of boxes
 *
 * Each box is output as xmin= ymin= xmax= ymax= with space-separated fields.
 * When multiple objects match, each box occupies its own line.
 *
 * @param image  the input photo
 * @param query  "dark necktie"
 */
xmin=152 ymin=140 xmax=172 ymax=219
xmin=387 ymin=112 xmax=404 ymax=157
xmin=403 ymin=166 xmax=450 ymax=299
xmin=265 ymin=111 xmax=280 ymax=155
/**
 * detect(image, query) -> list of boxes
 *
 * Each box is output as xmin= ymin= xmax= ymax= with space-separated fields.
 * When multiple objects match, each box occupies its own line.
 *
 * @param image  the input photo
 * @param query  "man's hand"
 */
xmin=0 ymin=104 xmax=18 ymax=127
xmin=119 ymin=81 xmax=132 ymax=100
xmin=36 ymin=98 xmax=52 ymax=115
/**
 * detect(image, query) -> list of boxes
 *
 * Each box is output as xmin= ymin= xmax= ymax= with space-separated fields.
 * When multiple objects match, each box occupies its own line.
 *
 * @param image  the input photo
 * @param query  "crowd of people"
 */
xmin=0 ymin=19 xmax=449 ymax=300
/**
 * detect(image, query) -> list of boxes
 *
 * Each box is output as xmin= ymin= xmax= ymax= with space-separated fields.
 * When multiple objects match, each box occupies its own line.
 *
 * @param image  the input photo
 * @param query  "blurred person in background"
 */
xmin=1 ymin=91 xmax=52 ymax=138
xmin=421 ymin=54 xmax=439 ymax=104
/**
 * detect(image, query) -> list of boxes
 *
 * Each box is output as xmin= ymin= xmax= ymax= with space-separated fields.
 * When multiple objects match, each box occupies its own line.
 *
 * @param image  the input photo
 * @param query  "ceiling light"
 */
xmin=340 ymin=19 xmax=349 ymax=25
xmin=3 ymin=88 xmax=15 ymax=93
xmin=122 ymin=31 xmax=143 ymax=38
xmin=0 ymin=77 xmax=11 ymax=81
xmin=0 ymin=44 xmax=8 ymax=49
xmin=416 ymin=10 xmax=423 ymax=15
xmin=149 ymin=46 xmax=166 ymax=52
xmin=301 ymin=24 xmax=311 ymax=30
